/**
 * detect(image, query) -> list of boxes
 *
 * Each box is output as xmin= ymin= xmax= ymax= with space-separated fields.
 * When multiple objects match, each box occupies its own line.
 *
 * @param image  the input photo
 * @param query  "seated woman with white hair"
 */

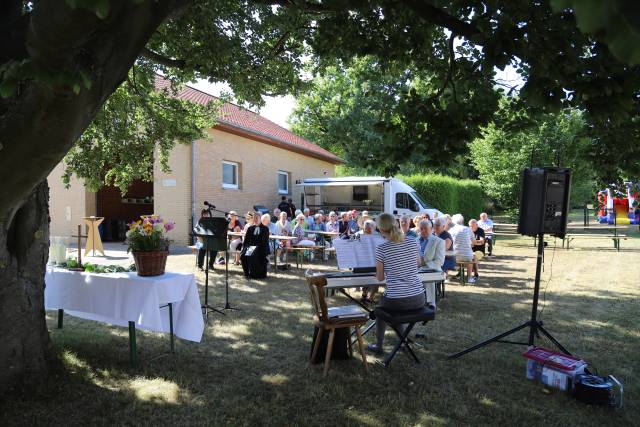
xmin=292 ymin=214 xmax=316 ymax=246
xmin=448 ymin=214 xmax=477 ymax=283
xmin=356 ymin=219 xmax=377 ymax=236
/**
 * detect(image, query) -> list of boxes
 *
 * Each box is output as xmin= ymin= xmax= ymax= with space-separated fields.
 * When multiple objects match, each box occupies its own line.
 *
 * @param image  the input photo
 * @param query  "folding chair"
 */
xmin=374 ymin=306 xmax=436 ymax=367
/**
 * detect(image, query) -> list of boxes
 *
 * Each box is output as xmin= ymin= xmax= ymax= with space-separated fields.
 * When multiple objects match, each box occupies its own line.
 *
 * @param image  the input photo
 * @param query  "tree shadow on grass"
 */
xmin=4 ymin=254 xmax=639 ymax=426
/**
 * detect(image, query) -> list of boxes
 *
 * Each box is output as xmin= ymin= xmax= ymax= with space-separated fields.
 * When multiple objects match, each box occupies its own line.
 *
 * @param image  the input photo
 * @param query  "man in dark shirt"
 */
xmin=469 ymin=219 xmax=485 ymax=280
xmin=277 ymin=196 xmax=290 ymax=218
xmin=287 ymin=198 xmax=297 ymax=218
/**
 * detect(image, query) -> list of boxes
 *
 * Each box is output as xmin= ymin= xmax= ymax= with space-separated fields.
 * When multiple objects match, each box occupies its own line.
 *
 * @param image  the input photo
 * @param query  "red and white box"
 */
xmin=523 ymin=346 xmax=587 ymax=391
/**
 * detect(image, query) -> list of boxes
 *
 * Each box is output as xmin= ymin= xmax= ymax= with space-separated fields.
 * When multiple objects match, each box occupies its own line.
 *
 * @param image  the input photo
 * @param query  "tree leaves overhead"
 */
xmin=290 ymin=53 xmax=499 ymax=175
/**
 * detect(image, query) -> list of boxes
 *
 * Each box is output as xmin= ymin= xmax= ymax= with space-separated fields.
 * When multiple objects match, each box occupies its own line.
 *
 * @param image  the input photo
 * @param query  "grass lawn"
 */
xmin=2 ymin=226 xmax=639 ymax=426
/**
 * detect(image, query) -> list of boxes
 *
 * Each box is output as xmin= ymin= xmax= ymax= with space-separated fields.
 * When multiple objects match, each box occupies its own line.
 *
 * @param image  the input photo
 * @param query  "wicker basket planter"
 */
xmin=132 ymin=250 xmax=168 ymax=276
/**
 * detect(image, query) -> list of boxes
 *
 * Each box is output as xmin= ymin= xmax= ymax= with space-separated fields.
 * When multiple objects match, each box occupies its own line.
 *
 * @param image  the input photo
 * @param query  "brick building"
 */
xmin=48 ymin=79 xmax=342 ymax=245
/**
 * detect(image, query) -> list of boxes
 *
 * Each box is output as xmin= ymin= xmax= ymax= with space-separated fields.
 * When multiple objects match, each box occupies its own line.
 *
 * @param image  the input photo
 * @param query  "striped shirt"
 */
xmin=375 ymin=238 xmax=423 ymax=299
xmin=449 ymin=224 xmax=474 ymax=259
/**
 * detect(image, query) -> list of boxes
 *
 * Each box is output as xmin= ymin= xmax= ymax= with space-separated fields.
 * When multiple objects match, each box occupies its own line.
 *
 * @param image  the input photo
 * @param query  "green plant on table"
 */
xmin=125 ymin=215 xmax=174 ymax=252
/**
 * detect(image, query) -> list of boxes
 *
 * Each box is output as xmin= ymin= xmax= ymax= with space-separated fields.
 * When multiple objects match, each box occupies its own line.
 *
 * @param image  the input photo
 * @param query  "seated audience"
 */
xmin=449 ymin=214 xmax=476 ymax=283
xmin=292 ymin=214 xmax=316 ymax=246
xmin=309 ymin=213 xmax=326 ymax=245
xmin=434 ymin=217 xmax=456 ymax=272
xmin=348 ymin=210 xmax=360 ymax=234
xmin=357 ymin=211 xmax=372 ymax=229
xmin=356 ymin=219 xmax=377 ymax=236
xmin=400 ymin=215 xmax=418 ymax=239
xmin=418 ymin=219 xmax=445 ymax=271
xmin=367 ymin=213 xmax=426 ymax=353
xmin=272 ymin=208 xmax=281 ymax=223
xmin=469 ymin=219 xmax=486 ymax=280
xmin=274 ymin=211 xmax=291 ymax=263
xmin=304 ymin=208 xmax=314 ymax=228
xmin=326 ymin=211 xmax=339 ymax=233
xmin=228 ymin=211 xmax=243 ymax=265
xmin=338 ymin=211 xmax=351 ymax=238
xmin=478 ymin=212 xmax=494 ymax=256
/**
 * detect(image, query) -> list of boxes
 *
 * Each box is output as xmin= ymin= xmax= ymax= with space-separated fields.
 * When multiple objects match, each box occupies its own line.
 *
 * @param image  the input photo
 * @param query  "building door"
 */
xmin=96 ymin=180 xmax=154 ymax=241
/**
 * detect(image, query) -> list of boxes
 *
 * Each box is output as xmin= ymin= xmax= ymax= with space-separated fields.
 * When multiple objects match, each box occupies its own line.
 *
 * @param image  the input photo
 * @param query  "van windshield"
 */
xmin=411 ymin=192 xmax=432 ymax=209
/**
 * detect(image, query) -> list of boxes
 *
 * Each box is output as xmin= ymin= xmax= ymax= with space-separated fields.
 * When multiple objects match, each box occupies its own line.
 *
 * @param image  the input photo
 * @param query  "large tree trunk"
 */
xmin=0 ymin=181 xmax=51 ymax=393
xmin=0 ymin=0 xmax=187 ymax=394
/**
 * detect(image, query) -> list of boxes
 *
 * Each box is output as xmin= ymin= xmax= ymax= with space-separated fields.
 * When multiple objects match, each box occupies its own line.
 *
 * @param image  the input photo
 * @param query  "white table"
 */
xmin=45 ymin=267 xmax=204 ymax=366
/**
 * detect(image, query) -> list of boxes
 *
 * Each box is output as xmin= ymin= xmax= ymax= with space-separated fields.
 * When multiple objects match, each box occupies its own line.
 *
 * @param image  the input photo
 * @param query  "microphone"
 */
xmin=204 ymin=201 xmax=216 ymax=208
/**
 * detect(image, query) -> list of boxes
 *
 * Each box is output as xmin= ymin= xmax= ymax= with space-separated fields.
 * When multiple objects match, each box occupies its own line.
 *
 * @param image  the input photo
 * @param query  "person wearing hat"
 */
xmin=227 ymin=210 xmax=243 ymax=265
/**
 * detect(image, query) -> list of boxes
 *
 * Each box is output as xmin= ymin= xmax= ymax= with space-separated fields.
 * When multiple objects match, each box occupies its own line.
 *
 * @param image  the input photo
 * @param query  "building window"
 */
xmin=222 ymin=161 xmax=239 ymax=189
xmin=277 ymin=171 xmax=290 ymax=194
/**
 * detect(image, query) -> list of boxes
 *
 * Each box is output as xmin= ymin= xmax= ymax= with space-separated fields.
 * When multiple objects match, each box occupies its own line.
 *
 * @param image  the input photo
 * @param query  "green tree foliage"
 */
xmin=290 ymin=54 xmax=499 ymax=175
xmin=470 ymin=104 xmax=594 ymax=211
xmin=399 ymin=174 xmax=486 ymax=220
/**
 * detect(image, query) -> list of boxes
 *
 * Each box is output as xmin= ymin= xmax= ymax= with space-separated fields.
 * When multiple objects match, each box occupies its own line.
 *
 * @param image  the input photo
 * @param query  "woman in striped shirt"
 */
xmin=368 ymin=213 xmax=426 ymax=353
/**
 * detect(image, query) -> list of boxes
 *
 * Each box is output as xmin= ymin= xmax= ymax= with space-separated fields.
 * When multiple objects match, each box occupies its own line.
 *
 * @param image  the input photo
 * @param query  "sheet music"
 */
xmin=333 ymin=236 xmax=385 ymax=269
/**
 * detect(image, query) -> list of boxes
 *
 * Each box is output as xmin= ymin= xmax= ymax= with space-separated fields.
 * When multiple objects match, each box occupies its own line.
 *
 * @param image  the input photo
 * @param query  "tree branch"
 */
xmin=140 ymin=47 xmax=187 ymax=69
xmin=252 ymin=0 xmax=331 ymax=13
xmin=400 ymin=0 xmax=483 ymax=42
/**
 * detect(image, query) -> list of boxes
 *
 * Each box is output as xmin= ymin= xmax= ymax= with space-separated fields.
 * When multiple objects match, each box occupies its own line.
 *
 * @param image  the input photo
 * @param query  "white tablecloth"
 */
xmin=45 ymin=267 xmax=204 ymax=342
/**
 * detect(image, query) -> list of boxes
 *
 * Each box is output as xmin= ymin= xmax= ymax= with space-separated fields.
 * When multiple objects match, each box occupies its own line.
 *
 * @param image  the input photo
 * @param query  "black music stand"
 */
xmin=193 ymin=215 xmax=238 ymax=317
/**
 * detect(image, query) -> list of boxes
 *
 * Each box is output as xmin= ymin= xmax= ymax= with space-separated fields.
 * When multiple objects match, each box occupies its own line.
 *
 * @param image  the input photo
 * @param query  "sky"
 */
xmin=190 ymin=65 xmax=524 ymax=130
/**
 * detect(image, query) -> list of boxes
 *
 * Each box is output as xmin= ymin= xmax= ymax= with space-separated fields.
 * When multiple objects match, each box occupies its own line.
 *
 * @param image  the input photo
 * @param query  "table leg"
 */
xmin=169 ymin=303 xmax=175 ymax=353
xmin=460 ymin=268 xmax=465 ymax=285
xmin=57 ymin=309 xmax=64 ymax=329
xmin=128 ymin=321 xmax=137 ymax=367
xmin=272 ymin=240 xmax=278 ymax=271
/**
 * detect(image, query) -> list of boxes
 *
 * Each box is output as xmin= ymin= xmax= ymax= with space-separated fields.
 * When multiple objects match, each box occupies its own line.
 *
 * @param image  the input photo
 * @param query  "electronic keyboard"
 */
xmin=320 ymin=267 xmax=445 ymax=290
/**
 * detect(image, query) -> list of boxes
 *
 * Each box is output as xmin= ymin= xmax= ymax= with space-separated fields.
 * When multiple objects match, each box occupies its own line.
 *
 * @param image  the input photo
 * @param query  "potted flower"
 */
xmin=126 ymin=215 xmax=175 ymax=276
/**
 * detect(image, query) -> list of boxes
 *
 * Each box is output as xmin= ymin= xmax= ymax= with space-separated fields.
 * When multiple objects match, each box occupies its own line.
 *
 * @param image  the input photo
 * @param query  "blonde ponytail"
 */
xmin=377 ymin=213 xmax=404 ymax=242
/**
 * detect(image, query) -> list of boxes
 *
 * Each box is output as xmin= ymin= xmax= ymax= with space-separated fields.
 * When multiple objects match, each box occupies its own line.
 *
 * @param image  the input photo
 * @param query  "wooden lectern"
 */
xmin=83 ymin=216 xmax=105 ymax=256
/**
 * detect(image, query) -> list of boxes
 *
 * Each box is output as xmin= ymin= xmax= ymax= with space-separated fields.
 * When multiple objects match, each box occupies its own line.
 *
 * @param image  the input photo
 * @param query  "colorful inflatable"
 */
xmin=597 ymin=185 xmax=639 ymax=225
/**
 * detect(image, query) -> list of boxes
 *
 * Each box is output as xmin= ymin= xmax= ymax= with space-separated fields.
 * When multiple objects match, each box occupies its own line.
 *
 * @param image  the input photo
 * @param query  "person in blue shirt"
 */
xmin=400 ymin=215 xmax=418 ymax=239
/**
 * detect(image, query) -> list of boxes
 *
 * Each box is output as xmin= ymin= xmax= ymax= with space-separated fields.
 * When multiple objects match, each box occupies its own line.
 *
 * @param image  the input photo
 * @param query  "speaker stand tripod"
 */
xmin=448 ymin=233 xmax=572 ymax=359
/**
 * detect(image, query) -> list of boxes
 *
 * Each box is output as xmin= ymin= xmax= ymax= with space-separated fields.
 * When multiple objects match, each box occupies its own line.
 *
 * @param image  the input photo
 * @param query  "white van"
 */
xmin=298 ymin=177 xmax=443 ymax=218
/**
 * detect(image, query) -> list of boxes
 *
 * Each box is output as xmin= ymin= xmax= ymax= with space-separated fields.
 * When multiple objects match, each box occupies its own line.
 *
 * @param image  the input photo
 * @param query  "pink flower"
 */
xmin=164 ymin=221 xmax=175 ymax=232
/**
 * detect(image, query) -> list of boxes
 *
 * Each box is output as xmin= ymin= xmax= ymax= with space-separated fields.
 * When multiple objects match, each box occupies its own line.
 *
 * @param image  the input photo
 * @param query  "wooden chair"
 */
xmin=306 ymin=273 xmax=369 ymax=376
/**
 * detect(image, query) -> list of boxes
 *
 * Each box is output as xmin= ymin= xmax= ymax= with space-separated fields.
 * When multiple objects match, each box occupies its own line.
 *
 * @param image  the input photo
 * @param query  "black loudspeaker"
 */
xmin=518 ymin=167 xmax=571 ymax=238
xmin=193 ymin=217 xmax=229 ymax=251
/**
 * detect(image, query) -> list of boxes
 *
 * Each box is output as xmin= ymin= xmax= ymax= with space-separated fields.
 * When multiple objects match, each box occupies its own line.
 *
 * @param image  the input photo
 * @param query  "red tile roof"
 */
xmin=154 ymin=76 xmax=343 ymax=164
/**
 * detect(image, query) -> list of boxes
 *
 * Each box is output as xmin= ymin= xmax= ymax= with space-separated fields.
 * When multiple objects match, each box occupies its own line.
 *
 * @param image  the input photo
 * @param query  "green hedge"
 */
xmin=399 ymin=174 xmax=487 ymax=220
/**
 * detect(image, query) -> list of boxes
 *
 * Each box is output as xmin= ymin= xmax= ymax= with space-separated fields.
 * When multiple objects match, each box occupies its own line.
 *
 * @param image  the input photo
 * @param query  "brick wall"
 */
xmin=192 ymin=128 xmax=336 ymax=229
xmin=49 ymin=129 xmax=337 ymax=246
xmin=154 ymin=143 xmax=193 ymax=245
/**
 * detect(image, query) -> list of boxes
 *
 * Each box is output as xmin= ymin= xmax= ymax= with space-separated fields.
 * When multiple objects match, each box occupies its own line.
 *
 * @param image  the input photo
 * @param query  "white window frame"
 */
xmin=222 ymin=161 xmax=239 ymax=190
xmin=277 ymin=170 xmax=290 ymax=195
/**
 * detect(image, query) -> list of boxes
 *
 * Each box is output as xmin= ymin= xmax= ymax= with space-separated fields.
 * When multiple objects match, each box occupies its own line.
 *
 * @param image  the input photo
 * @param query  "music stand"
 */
xmin=194 ymin=214 xmax=239 ymax=315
